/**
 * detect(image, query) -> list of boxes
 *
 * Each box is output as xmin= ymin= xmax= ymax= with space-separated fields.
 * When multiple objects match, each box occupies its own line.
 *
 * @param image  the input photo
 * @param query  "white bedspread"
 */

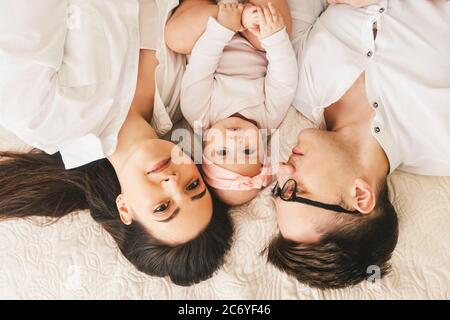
xmin=1 ymin=108 xmax=449 ymax=299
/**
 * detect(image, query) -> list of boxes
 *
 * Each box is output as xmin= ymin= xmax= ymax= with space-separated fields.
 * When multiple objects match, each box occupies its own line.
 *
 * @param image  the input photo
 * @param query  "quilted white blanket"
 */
xmin=1 ymin=108 xmax=449 ymax=299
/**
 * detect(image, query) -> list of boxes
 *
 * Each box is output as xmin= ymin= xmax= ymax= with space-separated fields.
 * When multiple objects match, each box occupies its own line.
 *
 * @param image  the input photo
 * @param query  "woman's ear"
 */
xmin=351 ymin=178 xmax=376 ymax=214
xmin=116 ymin=194 xmax=133 ymax=225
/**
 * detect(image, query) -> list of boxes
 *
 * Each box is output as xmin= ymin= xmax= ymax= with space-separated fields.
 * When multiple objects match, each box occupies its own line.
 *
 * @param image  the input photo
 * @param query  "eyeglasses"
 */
xmin=272 ymin=179 xmax=360 ymax=215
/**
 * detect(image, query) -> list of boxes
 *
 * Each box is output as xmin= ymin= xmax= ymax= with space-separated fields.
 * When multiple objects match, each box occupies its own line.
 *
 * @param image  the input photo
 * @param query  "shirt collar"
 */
xmin=371 ymin=128 xmax=402 ymax=175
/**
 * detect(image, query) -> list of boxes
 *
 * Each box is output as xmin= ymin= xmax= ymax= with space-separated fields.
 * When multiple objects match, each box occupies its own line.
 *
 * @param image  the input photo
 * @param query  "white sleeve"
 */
xmin=0 ymin=0 xmax=68 ymax=146
xmin=260 ymin=28 xmax=298 ymax=128
xmin=288 ymin=0 xmax=329 ymax=56
xmin=180 ymin=17 xmax=235 ymax=128
xmin=0 ymin=0 xmax=67 ymax=67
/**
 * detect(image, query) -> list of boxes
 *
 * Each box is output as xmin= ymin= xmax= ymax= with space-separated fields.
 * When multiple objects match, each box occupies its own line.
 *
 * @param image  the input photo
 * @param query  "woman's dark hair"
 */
xmin=0 ymin=149 xmax=234 ymax=286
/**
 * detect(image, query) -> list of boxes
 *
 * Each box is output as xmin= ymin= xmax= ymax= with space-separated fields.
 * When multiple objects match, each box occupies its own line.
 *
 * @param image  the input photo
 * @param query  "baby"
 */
xmin=180 ymin=1 xmax=298 ymax=205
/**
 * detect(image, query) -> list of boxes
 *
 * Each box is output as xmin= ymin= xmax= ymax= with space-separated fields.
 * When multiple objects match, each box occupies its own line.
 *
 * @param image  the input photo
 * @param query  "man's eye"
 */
xmin=244 ymin=148 xmax=255 ymax=155
xmin=186 ymin=179 xmax=200 ymax=191
xmin=154 ymin=202 xmax=170 ymax=214
xmin=217 ymin=149 xmax=227 ymax=156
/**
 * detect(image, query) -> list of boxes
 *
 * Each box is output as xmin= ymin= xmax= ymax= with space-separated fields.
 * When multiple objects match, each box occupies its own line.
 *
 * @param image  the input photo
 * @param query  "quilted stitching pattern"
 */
xmin=1 ymin=108 xmax=449 ymax=299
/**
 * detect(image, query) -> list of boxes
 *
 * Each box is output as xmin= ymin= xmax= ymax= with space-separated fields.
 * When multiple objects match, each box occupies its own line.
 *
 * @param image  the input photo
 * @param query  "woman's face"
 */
xmin=116 ymin=139 xmax=213 ymax=244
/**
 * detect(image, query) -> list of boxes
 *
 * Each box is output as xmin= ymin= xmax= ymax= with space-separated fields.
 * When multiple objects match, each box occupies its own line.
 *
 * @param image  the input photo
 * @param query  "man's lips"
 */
xmin=148 ymin=158 xmax=171 ymax=174
xmin=292 ymin=147 xmax=303 ymax=156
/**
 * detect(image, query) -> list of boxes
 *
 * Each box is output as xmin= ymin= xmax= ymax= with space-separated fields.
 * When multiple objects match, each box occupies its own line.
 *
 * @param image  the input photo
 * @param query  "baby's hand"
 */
xmin=253 ymin=2 xmax=285 ymax=39
xmin=241 ymin=4 xmax=259 ymax=31
xmin=217 ymin=2 xmax=245 ymax=32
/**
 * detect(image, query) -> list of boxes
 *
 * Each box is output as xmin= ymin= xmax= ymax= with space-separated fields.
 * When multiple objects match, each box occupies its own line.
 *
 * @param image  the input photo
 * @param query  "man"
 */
xmin=269 ymin=0 xmax=450 ymax=289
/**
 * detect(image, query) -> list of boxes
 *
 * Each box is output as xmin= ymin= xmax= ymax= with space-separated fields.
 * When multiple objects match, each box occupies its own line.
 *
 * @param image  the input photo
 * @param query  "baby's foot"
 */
xmin=217 ymin=2 xmax=245 ymax=32
xmin=241 ymin=4 xmax=259 ymax=31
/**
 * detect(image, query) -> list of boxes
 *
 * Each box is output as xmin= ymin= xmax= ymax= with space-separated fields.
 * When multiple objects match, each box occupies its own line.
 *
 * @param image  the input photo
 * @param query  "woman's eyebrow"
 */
xmin=191 ymin=188 xmax=206 ymax=201
xmin=157 ymin=207 xmax=180 ymax=223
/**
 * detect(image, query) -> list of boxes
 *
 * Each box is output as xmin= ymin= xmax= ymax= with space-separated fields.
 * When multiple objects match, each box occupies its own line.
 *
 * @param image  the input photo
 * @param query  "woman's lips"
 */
xmin=149 ymin=158 xmax=171 ymax=174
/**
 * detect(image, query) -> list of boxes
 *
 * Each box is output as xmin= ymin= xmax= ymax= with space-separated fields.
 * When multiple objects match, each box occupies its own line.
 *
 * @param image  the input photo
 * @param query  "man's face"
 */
xmin=275 ymin=129 xmax=357 ymax=243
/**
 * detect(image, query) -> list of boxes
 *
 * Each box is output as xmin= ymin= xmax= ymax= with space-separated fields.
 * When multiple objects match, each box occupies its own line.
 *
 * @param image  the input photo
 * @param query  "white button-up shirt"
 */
xmin=0 ymin=0 xmax=184 ymax=169
xmin=289 ymin=0 xmax=450 ymax=176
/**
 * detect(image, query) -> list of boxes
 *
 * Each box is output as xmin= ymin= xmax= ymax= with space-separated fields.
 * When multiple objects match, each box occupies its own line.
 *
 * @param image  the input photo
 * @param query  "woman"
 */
xmin=0 ymin=0 xmax=233 ymax=286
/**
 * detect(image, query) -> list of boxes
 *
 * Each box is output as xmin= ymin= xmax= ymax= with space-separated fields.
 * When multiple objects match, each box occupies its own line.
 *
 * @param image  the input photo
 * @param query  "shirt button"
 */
xmin=379 ymin=8 xmax=385 ymax=14
xmin=374 ymin=127 xmax=381 ymax=134
xmin=367 ymin=51 xmax=373 ymax=57
xmin=373 ymin=102 xmax=379 ymax=109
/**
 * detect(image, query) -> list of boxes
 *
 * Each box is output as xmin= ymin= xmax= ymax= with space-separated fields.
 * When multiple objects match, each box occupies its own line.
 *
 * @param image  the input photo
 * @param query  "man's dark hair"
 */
xmin=267 ymin=182 xmax=399 ymax=289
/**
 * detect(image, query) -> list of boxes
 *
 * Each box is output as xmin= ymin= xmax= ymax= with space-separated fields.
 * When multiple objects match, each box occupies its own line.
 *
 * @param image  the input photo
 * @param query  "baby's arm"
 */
xmin=180 ymin=7 xmax=238 ymax=127
xmin=166 ymin=1 xmax=219 ymax=54
xmin=165 ymin=0 xmax=292 ymax=54
xmin=258 ymin=4 xmax=298 ymax=126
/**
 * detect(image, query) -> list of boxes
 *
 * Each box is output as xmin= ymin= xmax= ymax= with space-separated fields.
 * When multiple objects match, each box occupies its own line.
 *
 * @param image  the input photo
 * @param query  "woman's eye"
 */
xmin=154 ymin=202 xmax=170 ymax=214
xmin=217 ymin=149 xmax=227 ymax=156
xmin=244 ymin=148 xmax=255 ymax=155
xmin=186 ymin=179 xmax=200 ymax=191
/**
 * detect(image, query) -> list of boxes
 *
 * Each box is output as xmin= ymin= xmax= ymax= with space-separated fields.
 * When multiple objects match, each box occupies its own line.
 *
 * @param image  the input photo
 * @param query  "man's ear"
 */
xmin=116 ymin=194 xmax=133 ymax=225
xmin=351 ymin=178 xmax=376 ymax=214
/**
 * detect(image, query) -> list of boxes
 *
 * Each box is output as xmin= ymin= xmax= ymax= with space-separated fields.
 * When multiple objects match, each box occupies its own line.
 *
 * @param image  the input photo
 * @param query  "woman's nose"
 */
xmin=161 ymin=173 xmax=182 ymax=200
xmin=161 ymin=172 xmax=178 ymax=183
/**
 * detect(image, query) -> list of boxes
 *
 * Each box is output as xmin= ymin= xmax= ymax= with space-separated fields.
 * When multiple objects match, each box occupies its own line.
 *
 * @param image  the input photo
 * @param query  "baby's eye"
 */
xmin=154 ymin=201 xmax=170 ymax=214
xmin=186 ymin=179 xmax=200 ymax=191
xmin=217 ymin=149 xmax=228 ymax=157
xmin=244 ymin=148 xmax=255 ymax=155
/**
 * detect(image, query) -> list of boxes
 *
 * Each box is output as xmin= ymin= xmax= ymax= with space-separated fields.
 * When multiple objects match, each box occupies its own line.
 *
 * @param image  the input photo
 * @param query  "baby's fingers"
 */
xmin=268 ymin=2 xmax=278 ymax=17
xmin=262 ymin=6 xmax=273 ymax=24
xmin=257 ymin=7 xmax=266 ymax=26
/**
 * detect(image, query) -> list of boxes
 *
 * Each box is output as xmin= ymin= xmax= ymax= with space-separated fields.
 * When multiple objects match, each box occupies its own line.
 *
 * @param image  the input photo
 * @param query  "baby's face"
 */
xmin=203 ymin=117 xmax=263 ymax=177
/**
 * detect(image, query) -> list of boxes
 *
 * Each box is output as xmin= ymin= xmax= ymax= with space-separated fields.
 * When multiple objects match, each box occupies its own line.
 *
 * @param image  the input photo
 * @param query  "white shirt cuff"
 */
xmin=206 ymin=16 xmax=237 ymax=41
xmin=260 ymin=27 xmax=288 ymax=47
